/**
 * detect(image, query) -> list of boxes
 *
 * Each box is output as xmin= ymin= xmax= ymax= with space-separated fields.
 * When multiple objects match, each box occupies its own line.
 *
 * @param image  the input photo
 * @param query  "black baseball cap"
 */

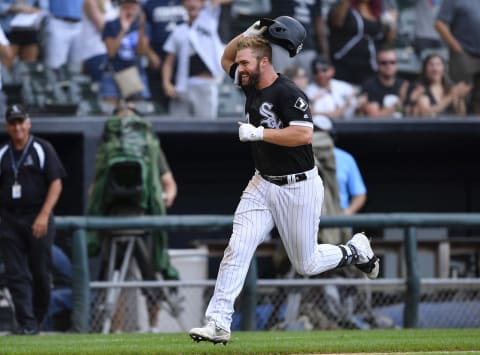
xmin=5 ymin=104 xmax=29 ymax=123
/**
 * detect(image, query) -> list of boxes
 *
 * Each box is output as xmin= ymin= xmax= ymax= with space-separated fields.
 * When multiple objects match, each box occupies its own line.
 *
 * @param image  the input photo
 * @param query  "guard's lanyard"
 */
xmin=9 ymin=135 xmax=34 ymax=182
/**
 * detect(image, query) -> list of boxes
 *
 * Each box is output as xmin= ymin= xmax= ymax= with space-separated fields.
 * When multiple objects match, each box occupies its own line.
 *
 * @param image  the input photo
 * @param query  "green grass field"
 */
xmin=0 ymin=329 xmax=479 ymax=355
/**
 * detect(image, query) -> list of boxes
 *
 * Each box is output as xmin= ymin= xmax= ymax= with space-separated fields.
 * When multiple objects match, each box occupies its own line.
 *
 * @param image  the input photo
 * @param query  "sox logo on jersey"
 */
xmin=259 ymin=102 xmax=283 ymax=129
xmin=246 ymin=97 xmax=308 ymax=129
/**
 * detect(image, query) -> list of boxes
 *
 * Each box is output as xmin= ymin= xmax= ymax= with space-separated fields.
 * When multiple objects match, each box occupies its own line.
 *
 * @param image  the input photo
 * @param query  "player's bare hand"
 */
xmin=243 ymin=20 xmax=268 ymax=37
xmin=32 ymin=213 xmax=49 ymax=238
xmin=238 ymin=122 xmax=264 ymax=142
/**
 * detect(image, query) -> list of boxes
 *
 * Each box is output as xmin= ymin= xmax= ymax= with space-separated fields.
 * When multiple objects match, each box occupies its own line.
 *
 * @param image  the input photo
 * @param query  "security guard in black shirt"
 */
xmin=0 ymin=104 xmax=66 ymax=335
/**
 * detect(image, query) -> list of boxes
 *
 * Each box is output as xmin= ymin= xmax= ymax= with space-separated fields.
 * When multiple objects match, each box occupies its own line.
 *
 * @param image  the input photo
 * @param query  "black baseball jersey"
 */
xmin=0 ymin=136 xmax=67 ymax=211
xmin=230 ymin=64 xmax=315 ymax=176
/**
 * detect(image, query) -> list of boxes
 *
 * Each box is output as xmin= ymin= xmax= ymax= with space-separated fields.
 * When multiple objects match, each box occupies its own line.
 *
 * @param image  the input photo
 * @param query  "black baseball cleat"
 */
xmin=189 ymin=322 xmax=230 ymax=345
xmin=347 ymin=233 xmax=380 ymax=279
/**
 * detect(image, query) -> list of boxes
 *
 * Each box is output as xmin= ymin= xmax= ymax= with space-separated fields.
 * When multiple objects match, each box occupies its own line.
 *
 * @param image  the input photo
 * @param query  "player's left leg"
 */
xmin=344 ymin=233 xmax=379 ymax=279
xmin=272 ymin=171 xmax=344 ymax=274
xmin=190 ymin=174 xmax=275 ymax=344
xmin=272 ymin=169 xmax=379 ymax=278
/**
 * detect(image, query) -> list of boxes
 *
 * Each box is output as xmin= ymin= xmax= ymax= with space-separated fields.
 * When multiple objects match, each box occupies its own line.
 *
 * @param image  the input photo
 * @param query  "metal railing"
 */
xmin=56 ymin=213 xmax=480 ymax=333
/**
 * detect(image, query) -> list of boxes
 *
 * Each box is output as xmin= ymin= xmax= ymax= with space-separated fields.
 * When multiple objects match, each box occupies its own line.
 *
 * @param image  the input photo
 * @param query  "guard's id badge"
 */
xmin=12 ymin=182 xmax=21 ymax=199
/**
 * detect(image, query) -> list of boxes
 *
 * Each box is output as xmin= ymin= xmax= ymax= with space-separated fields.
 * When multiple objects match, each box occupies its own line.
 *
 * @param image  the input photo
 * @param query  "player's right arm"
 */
xmin=239 ymin=122 xmax=313 ymax=147
xmin=263 ymin=125 xmax=313 ymax=147
xmin=221 ymin=21 xmax=268 ymax=74
xmin=221 ymin=34 xmax=242 ymax=74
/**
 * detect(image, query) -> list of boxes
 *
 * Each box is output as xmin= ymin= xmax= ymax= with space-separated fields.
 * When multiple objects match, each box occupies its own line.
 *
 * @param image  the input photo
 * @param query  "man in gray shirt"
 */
xmin=435 ymin=0 xmax=480 ymax=114
xmin=413 ymin=0 xmax=443 ymax=55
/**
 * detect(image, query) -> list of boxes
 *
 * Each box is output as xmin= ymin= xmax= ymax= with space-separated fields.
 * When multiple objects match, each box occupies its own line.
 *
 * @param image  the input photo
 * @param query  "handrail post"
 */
xmin=404 ymin=226 xmax=420 ymax=328
xmin=71 ymin=227 xmax=90 ymax=333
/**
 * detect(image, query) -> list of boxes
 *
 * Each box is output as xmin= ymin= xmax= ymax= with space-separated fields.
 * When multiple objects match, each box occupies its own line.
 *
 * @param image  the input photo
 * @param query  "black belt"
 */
xmin=54 ymin=16 xmax=81 ymax=23
xmin=261 ymin=173 xmax=307 ymax=186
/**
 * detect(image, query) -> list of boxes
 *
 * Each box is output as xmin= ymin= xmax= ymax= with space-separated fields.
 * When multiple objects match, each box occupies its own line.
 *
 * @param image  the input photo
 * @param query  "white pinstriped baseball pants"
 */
xmin=205 ymin=167 xmax=344 ymax=331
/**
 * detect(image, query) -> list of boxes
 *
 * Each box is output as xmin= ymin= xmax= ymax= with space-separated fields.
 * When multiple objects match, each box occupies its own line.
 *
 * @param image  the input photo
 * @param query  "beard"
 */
xmin=240 ymin=63 xmax=261 ymax=89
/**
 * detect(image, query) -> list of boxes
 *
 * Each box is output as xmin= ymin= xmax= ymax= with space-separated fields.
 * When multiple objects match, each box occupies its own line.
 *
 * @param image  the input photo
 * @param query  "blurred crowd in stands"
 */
xmin=0 ymin=0 xmax=479 ymax=119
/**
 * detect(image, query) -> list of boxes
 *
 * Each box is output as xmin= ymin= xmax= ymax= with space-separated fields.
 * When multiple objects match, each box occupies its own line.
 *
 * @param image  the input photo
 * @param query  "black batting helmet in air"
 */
xmin=260 ymin=16 xmax=306 ymax=57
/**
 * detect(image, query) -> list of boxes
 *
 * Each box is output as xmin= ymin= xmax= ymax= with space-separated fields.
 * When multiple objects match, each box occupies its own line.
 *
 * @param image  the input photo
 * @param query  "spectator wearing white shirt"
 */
xmin=44 ymin=0 xmax=83 ymax=70
xmin=162 ymin=0 xmax=224 ymax=119
xmin=43 ymin=0 xmax=84 ymax=105
xmin=305 ymin=55 xmax=362 ymax=120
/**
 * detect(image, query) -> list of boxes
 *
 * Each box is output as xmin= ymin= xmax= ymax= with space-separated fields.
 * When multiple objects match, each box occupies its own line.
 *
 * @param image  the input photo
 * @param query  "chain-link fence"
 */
xmin=89 ymin=277 xmax=480 ymax=333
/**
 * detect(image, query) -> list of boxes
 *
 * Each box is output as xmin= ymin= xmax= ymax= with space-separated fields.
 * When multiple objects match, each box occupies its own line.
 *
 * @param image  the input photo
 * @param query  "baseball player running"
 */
xmin=189 ymin=17 xmax=379 ymax=345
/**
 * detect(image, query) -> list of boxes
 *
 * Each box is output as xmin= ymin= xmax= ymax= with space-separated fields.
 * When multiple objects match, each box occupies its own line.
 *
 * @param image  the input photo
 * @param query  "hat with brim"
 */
xmin=5 ymin=104 xmax=28 ymax=123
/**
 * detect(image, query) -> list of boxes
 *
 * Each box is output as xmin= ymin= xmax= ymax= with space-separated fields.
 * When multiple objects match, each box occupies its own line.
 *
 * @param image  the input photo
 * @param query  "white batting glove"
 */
xmin=238 ymin=122 xmax=264 ymax=142
xmin=243 ymin=20 xmax=267 ymax=37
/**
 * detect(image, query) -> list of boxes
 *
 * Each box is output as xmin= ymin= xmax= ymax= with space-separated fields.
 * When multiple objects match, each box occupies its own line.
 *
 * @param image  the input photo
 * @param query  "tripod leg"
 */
xmin=133 ymin=238 xmax=160 ymax=331
xmin=107 ymin=240 xmax=118 ymax=280
xmin=133 ymin=238 xmax=187 ymax=332
xmin=119 ymin=238 xmax=135 ymax=282
xmin=102 ymin=238 xmax=119 ymax=334
xmin=102 ymin=238 xmax=135 ymax=333
xmin=102 ymin=271 xmax=119 ymax=334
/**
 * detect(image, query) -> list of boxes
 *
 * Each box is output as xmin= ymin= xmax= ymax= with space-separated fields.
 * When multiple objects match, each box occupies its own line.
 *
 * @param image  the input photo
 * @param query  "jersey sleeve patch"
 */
xmin=294 ymin=97 xmax=308 ymax=112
